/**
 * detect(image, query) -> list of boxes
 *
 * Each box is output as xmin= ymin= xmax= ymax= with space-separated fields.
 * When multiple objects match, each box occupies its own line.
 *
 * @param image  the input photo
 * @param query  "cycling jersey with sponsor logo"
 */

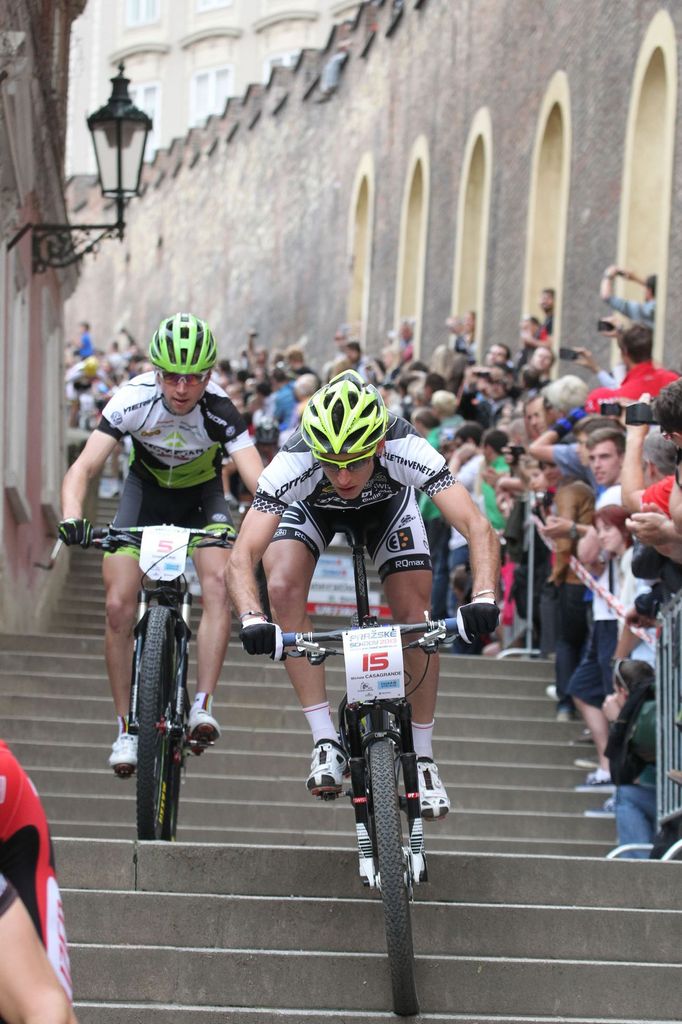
xmin=252 ymin=415 xmax=456 ymax=514
xmin=0 ymin=741 xmax=72 ymax=1002
xmin=98 ymin=371 xmax=252 ymax=489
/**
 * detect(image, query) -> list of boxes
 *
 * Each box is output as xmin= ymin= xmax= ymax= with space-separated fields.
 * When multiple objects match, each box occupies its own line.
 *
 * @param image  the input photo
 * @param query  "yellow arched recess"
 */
xmin=617 ymin=9 xmax=677 ymax=361
xmin=394 ymin=135 xmax=430 ymax=358
xmin=523 ymin=71 xmax=572 ymax=350
xmin=451 ymin=108 xmax=493 ymax=359
xmin=346 ymin=152 xmax=375 ymax=342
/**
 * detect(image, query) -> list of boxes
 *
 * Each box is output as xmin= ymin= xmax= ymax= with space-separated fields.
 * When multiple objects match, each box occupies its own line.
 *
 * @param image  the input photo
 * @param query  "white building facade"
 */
xmin=67 ymin=0 xmax=362 ymax=174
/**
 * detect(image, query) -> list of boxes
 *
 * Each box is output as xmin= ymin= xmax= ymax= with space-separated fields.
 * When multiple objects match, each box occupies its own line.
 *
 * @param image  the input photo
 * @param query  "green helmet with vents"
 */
xmin=301 ymin=370 xmax=388 ymax=457
xmin=149 ymin=313 xmax=217 ymax=373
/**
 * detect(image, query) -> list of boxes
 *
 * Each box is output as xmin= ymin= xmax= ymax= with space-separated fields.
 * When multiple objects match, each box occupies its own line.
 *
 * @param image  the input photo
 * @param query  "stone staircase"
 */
xmin=3 ymin=497 xmax=680 ymax=1021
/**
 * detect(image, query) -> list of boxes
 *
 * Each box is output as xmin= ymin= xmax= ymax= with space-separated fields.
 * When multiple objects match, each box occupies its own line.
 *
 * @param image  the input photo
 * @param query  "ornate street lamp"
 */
xmin=32 ymin=64 xmax=152 ymax=273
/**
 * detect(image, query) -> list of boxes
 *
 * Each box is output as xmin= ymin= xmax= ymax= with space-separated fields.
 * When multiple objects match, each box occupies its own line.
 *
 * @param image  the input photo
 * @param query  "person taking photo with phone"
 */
xmin=600 ymin=264 xmax=656 ymax=328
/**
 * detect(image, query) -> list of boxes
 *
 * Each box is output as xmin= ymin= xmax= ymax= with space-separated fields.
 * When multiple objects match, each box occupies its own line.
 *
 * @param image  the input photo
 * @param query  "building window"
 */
xmin=129 ymin=81 xmax=160 ymax=158
xmin=126 ymin=0 xmax=160 ymax=28
xmin=190 ymin=65 xmax=233 ymax=126
xmin=196 ymin=0 xmax=232 ymax=10
xmin=263 ymin=51 xmax=300 ymax=83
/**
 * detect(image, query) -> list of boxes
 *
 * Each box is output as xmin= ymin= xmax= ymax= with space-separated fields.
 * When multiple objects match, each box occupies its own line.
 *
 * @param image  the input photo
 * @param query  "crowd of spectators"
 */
xmin=69 ymin=264 xmax=682 ymax=856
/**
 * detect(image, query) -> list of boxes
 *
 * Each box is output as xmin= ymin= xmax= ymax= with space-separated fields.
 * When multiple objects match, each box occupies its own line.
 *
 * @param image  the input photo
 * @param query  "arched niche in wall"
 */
xmin=451 ymin=108 xmax=492 ymax=359
xmin=346 ymin=152 xmax=375 ymax=342
xmin=523 ymin=71 xmax=571 ymax=349
xmin=617 ymin=9 xmax=676 ymax=360
xmin=394 ymin=135 xmax=430 ymax=358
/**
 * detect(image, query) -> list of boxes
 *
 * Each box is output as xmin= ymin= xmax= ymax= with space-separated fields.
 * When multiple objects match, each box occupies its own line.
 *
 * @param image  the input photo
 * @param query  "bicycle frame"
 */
xmin=310 ymin=522 xmax=427 ymax=889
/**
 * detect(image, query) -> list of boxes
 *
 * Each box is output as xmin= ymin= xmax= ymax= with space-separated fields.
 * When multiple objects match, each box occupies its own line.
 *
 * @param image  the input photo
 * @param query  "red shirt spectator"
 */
xmin=641 ymin=474 xmax=674 ymax=517
xmin=584 ymin=324 xmax=678 ymax=414
xmin=585 ymin=361 xmax=678 ymax=413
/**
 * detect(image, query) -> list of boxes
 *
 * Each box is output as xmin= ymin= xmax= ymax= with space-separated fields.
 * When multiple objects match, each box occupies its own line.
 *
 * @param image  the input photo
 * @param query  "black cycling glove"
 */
xmin=456 ymin=600 xmax=500 ymax=644
xmin=58 ymin=517 xmax=93 ymax=548
xmin=239 ymin=615 xmax=284 ymax=660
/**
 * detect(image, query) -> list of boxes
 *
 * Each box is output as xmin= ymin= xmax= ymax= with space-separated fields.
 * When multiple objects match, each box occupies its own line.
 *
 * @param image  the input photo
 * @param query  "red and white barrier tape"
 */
xmin=568 ymin=555 xmax=655 ymax=647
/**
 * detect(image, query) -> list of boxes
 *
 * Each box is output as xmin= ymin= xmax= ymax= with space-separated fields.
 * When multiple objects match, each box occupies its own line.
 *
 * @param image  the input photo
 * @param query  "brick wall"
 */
xmin=66 ymin=0 xmax=682 ymax=374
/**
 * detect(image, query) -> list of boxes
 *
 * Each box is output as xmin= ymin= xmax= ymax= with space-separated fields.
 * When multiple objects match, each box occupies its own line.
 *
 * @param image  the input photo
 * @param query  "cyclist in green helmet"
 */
xmin=226 ymin=369 xmax=500 ymax=820
xmin=59 ymin=313 xmax=264 ymax=776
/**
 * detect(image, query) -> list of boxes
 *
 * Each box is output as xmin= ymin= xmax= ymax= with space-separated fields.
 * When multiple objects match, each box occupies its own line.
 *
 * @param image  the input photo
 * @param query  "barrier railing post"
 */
xmin=656 ymin=594 xmax=682 ymax=831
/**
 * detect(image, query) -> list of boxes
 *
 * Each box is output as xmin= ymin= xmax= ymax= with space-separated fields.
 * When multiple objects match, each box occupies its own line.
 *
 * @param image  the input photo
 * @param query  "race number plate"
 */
xmin=139 ymin=525 xmax=190 ymax=580
xmin=342 ymin=625 xmax=405 ymax=702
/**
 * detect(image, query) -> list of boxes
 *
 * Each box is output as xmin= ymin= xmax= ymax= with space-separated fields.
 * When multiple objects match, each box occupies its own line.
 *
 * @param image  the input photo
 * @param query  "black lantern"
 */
xmin=32 ymin=64 xmax=152 ymax=273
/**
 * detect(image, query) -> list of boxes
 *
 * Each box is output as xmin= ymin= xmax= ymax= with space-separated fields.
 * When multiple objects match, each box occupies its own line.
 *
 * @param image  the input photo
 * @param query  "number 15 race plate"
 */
xmin=342 ymin=625 xmax=405 ymax=702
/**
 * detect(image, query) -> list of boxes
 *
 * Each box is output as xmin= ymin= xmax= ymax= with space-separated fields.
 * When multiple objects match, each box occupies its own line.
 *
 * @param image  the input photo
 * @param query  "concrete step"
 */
xmin=32 ymin=769 xmax=605 ymax=814
xmin=72 ymin=1007 xmax=672 ymax=1024
xmin=40 ymin=789 xmax=616 ymax=842
xmin=51 ymin=820 xmax=611 ymax=855
xmin=0 ymin=685 xmax=569 ymax=723
xmin=0 ymin=695 xmax=577 ymax=740
xmin=0 ymin=633 xmax=556 ymax=678
xmin=0 ymin=718 xmax=587 ymax=763
xmin=54 ymin=841 xmax=680 ymax=909
xmin=63 ymin=887 xmax=682 ymax=962
xmin=67 ymin=944 xmax=682 ymax=1018
xmin=4 ymin=731 xmax=591 ymax=770
xmin=24 ymin=763 xmax=594 ymax=802
xmin=0 ymin=676 xmax=564 ymax=723
xmin=0 ymin=665 xmax=558 ymax=702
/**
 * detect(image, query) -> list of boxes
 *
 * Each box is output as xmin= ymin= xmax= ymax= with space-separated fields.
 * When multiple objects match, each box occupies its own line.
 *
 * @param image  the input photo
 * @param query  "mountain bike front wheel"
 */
xmin=136 ymin=606 xmax=179 ymax=841
xmin=369 ymin=737 xmax=419 ymax=1016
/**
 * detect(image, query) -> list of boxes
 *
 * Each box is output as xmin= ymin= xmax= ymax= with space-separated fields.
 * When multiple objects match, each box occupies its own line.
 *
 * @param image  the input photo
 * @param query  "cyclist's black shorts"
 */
xmin=271 ymin=487 xmax=432 ymax=582
xmin=114 ymin=471 xmax=234 ymax=530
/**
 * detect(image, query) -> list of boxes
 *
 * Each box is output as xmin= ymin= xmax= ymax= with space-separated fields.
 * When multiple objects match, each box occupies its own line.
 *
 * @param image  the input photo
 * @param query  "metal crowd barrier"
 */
xmin=657 ymin=592 xmax=682 ymax=829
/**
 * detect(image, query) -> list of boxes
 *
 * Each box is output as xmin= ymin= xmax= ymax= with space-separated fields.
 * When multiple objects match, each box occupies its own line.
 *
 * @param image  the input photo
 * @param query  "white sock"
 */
xmin=412 ymin=719 xmax=435 ymax=759
xmin=116 ymin=715 xmax=128 ymax=737
xmin=303 ymin=702 xmax=336 ymax=744
xmin=193 ymin=692 xmax=213 ymax=713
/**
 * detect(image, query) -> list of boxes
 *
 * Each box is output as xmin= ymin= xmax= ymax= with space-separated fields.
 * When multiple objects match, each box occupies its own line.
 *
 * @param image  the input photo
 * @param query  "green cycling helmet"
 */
xmin=301 ymin=369 xmax=388 ymax=457
xmin=149 ymin=312 xmax=217 ymax=373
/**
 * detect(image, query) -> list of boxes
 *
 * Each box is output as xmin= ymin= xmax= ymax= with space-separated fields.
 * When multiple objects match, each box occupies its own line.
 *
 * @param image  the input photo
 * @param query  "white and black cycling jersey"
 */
xmin=252 ymin=415 xmax=457 ymax=515
xmin=97 ymin=371 xmax=253 ymax=489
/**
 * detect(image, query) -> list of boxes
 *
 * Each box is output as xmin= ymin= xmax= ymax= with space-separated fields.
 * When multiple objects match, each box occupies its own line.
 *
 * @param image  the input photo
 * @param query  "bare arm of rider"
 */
xmin=230 ymin=444 xmax=268 ymax=498
xmin=225 ymin=507 xmax=281 ymax=617
xmin=0 ymin=889 xmax=78 ymax=1024
xmin=432 ymin=481 xmax=500 ymax=599
xmin=61 ymin=430 xmax=119 ymax=518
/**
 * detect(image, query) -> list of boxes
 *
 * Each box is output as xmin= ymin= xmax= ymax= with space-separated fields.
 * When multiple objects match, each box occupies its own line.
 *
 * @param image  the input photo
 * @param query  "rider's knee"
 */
xmin=267 ymin=573 xmax=306 ymax=617
xmin=105 ymin=592 xmax=136 ymax=632
xmin=385 ymin=574 xmax=431 ymax=620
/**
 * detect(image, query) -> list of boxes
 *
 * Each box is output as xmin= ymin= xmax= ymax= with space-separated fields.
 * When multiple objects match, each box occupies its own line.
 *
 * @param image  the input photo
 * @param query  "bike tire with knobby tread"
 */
xmin=136 ymin=605 xmax=178 ymax=841
xmin=369 ymin=737 xmax=419 ymax=1016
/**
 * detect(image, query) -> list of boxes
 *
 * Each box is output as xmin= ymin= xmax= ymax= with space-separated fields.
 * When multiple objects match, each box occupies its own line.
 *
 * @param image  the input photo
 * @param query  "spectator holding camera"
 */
xmin=584 ymin=324 xmax=677 ymax=414
xmin=600 ymin=265 xmax=656 ymax=328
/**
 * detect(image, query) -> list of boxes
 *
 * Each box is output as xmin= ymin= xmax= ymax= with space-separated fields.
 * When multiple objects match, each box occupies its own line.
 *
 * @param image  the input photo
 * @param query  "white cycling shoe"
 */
xmin=417 ymin=757 xmax=450 ymax=819
xmin=187 ymin=705 xmax=221 ymax=745
xmin=108 ymin=733 xmax=138 ymax=777
xmin=306 ymin=739 xmax=348 ymax=797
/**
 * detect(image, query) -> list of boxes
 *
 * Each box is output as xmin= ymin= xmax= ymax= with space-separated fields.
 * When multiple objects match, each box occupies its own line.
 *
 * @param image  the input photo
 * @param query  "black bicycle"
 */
xmin=90 ymin=523 xmax=234 ymax=841
xmin=281 ymin=523 xmax=458 ymax=1017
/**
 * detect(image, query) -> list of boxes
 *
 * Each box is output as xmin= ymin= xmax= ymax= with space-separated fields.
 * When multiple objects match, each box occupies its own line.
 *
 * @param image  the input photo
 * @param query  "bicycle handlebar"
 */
xmin=90 ymin=524 xmax=235 ymax=551
xmin=281 ymin=617 xmax=459 ymax=654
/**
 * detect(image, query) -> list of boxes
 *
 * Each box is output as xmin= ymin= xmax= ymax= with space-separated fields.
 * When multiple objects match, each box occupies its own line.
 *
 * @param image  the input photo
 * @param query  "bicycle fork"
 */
xmin=345 ymin=701 xmax=427 ymax=889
